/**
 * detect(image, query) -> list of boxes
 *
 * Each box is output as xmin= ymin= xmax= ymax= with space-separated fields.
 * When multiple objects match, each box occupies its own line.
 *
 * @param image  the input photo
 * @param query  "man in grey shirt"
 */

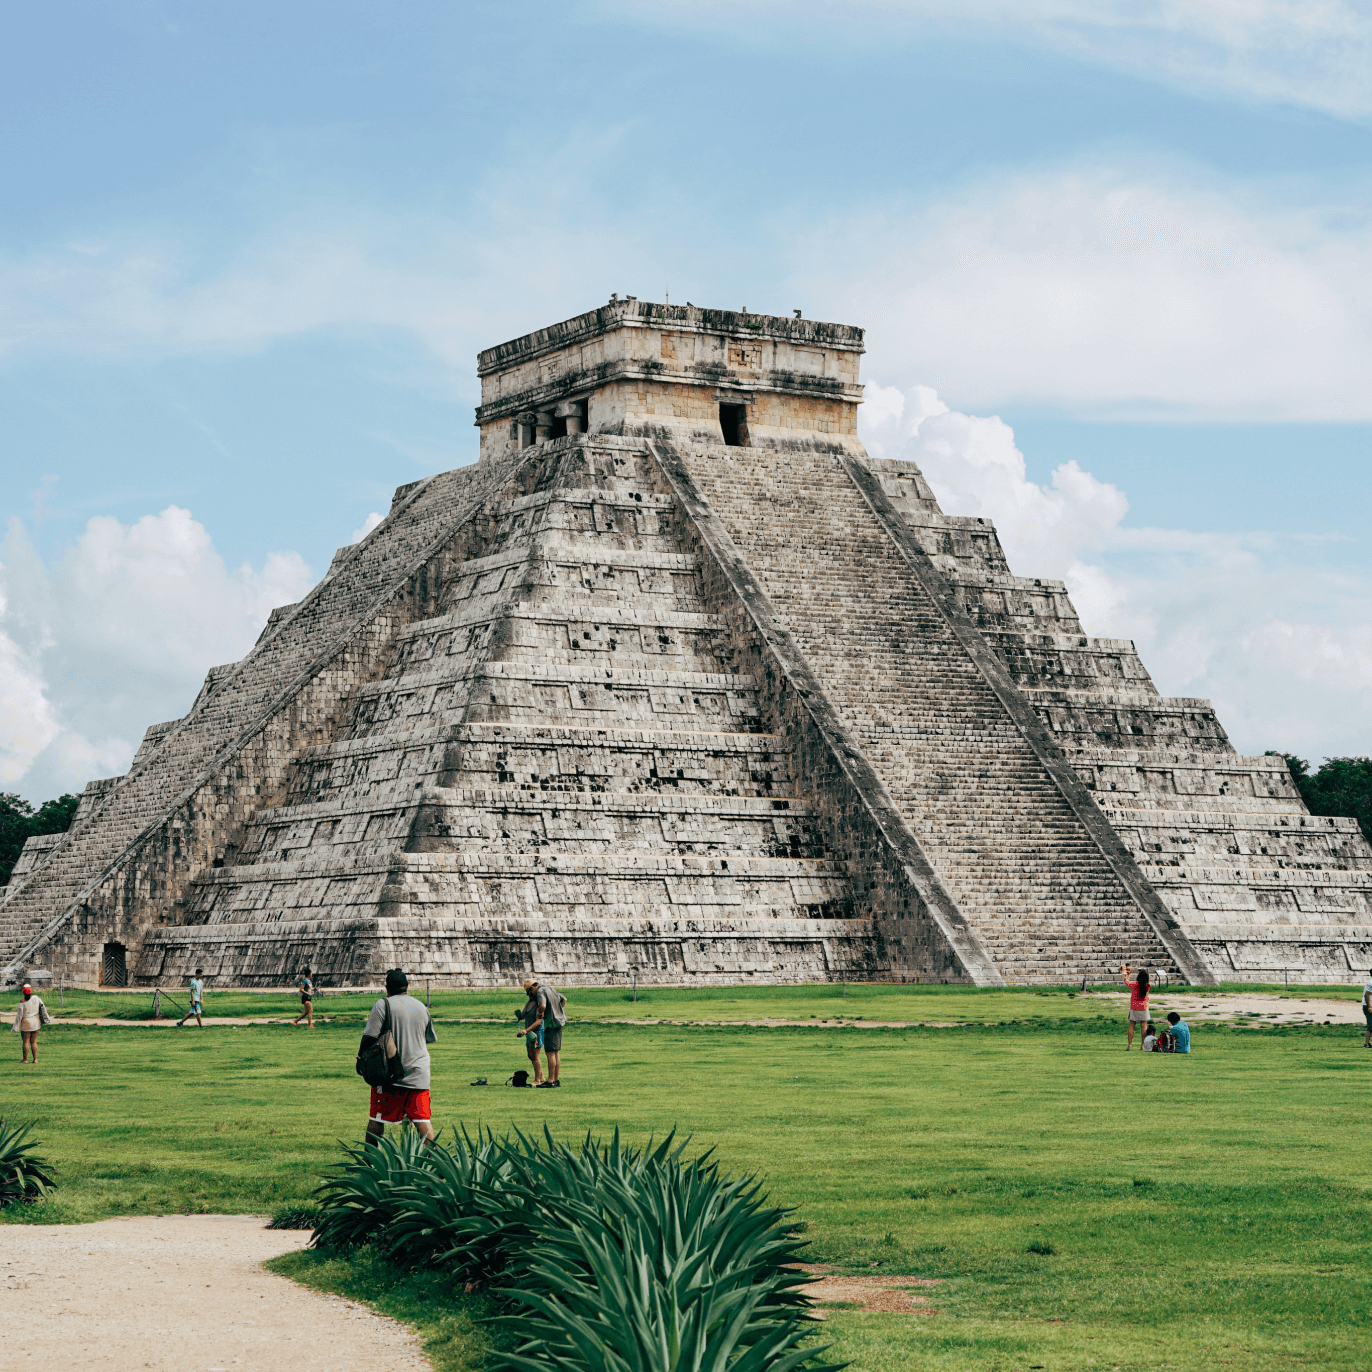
xmin=520 ymin=978 xmax=566 ymax=1089
xmin=358 ymin=968 xmax=437 ymax=1143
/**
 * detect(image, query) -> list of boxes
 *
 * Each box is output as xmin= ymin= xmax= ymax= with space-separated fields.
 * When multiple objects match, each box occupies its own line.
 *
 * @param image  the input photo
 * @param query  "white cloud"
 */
xmin=610 ymin=0 xmax=1372 ymax=118
xmin=861 ymin=380 xmax=1129 ymax=576
xmin=807 ymin=164 xmax=1372 ymax=422
xmin=0 ymin=508 xmax=314 ymax=802
xmin=860 ymin=383 xmax=1372 ymax=760
xmin=350 ymin=512 xmax=385 ymax=544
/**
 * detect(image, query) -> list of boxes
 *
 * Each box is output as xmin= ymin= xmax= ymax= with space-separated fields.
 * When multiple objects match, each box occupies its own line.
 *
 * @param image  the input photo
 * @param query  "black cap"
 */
xmin=385 ymin=968 xmax=408 ymax=995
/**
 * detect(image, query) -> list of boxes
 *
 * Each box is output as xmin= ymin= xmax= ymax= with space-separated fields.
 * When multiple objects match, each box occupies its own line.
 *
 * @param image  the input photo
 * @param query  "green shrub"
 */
xmin=267 ymin=1201 xmax=323 ymax=1230
xmin=311 ymin=1126 xmax=841 ymax=1372
xmin=0 ymin=1120 xmax=57 ymax=1207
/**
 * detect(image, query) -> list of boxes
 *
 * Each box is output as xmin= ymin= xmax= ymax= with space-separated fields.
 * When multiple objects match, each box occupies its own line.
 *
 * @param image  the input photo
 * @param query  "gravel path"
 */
xmin=0 ymin=1215 xmax=429 ymax=1372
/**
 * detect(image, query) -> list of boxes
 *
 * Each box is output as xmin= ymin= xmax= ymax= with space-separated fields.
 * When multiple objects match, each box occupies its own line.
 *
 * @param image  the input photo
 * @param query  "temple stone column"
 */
xmin=535 ymin=410 xmax=555 ymax=443
xmin=554 ymin=399 xmax=584 ymax=435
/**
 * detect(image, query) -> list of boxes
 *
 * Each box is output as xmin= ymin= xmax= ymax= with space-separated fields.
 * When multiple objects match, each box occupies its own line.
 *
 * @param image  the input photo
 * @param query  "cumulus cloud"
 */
xmin=803 ymin=164 xmax=1372 ymax=422
xmin=860 ymin=380 xmax=1128 ymax=576
xmin=350 ymin=512 xmax=385 ymax=545
xmin=614 ymin=0 xmax=1372 ymax=118
xmin=859 ymin=384 xmax=1372 ymax=759
xmin=0 ymin=508 xmax=314 ymax=802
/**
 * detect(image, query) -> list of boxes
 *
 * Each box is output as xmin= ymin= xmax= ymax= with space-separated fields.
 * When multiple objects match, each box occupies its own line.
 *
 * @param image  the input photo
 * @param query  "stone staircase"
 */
xmin=869 ymin=454 xmax=1372 ymax=982
xmin=674 ymin=445 xmax=1179 ymax=984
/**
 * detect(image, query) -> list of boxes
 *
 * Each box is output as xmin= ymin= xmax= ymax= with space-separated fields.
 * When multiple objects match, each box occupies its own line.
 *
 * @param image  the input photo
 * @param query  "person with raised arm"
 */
xmin=1120 ymin=963 xmax=1151 ymax=1051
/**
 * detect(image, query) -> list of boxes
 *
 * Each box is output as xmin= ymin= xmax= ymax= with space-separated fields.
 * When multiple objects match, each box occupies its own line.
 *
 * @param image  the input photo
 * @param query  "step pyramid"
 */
xmin=4 ymin=298 xmax=1365 ymax=987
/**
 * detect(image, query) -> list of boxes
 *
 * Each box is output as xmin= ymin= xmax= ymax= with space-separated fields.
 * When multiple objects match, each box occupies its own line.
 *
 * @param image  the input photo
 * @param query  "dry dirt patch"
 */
xmin=794 ymin=1263 xmax=941 ymax=1317
xmin=0 ymin=1214 xmax=428 ymax=1372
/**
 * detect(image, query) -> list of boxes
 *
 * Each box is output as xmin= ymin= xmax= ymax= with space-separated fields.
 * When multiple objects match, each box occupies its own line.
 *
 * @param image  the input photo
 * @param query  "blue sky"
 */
xmin=3 ymin=1 xmax=1372 ymax=801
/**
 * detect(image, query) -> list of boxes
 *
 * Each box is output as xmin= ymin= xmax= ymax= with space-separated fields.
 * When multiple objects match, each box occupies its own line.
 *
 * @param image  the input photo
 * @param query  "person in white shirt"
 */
xmin=12 ymin=983 xmax=51 ymax=1063
xmin=1362 ymin=975 xmax=1372 ymax=1049
xmin=177 ymin=969 xmax=205 ymax=1027
xmin=1141 ymin=1022 xmax=1159 ymax=1052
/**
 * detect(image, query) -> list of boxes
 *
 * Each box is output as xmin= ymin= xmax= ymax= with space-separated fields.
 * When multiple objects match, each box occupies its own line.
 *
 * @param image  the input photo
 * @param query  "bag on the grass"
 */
xmin=356 ymin=1000 xmax=402 ymax=1087
xmin=508 ymin=1070 xmax=531 ymax=1088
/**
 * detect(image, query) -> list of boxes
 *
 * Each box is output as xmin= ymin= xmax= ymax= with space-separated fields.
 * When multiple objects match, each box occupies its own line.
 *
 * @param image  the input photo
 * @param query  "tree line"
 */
xmin=0 ymin=793 xmax=81 ymax=888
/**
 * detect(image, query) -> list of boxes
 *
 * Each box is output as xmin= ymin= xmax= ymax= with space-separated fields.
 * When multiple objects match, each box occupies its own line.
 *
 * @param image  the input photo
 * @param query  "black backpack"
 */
xmin=356 ymin=1001 xmax=402 ymax=1087
xmin=508 ymin=1070 xmax=531 ymax=1088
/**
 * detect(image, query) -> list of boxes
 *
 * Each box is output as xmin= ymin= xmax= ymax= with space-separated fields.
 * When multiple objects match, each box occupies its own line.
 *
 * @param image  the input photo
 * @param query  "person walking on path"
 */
xmin=293 ymin=968 xmax=315 ymax=1028
xmin=359 ymin=968 xmax=437 ymax=1144
xmin=520 ymin=978 xmax=567 ymax=1088
xmin=516 ymin=986 xmax=545 ymax=1085
xmin=1120 ymin=964 xmax=1151 ymax=1051
xmin=1362 ymin=973 xmax=1372 ymax=1049
xmin=12 ymin=982 xmax=51 ymax=1062
xmin=177 ymin=969 xmax=205 ymax=1028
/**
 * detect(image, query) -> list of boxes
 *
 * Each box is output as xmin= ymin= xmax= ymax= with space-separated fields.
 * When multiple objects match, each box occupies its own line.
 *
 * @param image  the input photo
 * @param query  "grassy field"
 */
xmin=2 ymin=989 xmax=1369 ymax=1371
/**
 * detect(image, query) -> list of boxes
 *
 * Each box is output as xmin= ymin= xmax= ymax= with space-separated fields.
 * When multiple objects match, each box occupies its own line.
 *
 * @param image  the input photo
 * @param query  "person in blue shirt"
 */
xmin=1166 ymin=1011 xmax=1191 ymax=1053
xmin=177 ymin=969 xmax=205 ymax=1028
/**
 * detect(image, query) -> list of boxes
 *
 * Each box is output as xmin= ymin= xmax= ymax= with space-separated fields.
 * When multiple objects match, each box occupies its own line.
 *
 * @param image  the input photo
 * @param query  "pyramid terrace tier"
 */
xmin=1076 ymin=750 xmax=1305 ymax=811
xmin=183 ymin=851 xmax=856 ymax=929
xmin=292 ymin=723 xmax=803 ymax=799
xmin=1026 ymin=688 xmax=1234 ymax=751
xmin=218 ymin=786 xmax=831 ymax=865
xmin=137 ymin=911 xmax=883 ymax=987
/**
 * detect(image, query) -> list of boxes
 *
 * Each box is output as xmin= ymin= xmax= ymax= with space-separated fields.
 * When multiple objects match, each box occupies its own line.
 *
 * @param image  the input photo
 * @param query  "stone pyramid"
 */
xmin=4 ymin=299 xmax=1369 ymax=988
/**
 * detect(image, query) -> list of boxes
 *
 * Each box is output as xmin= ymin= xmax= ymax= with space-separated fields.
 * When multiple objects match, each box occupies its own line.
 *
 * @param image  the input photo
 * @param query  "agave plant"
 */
xmin=0 ymin=1120 xmax=57 ymax=1208
xmin=310 ymin=1125 xmax=839 ymax=1371
xmin=311 ymin=1127 xmax=439 ymax=1248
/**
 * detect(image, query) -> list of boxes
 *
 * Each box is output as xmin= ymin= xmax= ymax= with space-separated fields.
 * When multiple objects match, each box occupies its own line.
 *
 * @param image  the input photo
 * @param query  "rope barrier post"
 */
xmin=152 ymin=988 xmax=161 ymax=1020
xmin=426 ymin=978 xmax=431 ymax=1008
xmin=632 ymin=969 xmax=637 ymax=1003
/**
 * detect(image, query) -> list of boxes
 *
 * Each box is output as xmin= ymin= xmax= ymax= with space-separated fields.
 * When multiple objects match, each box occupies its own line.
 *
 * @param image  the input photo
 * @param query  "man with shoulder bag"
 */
xmin=358 ymin=968 xmax=437 ymax=1143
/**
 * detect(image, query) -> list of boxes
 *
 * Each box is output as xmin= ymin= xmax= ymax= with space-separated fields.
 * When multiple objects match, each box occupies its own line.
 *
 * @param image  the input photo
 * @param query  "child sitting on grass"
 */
xmin=1142 ymin=1021 xmax=1160 ymax=1051
xmin=1166 ymin=1010 xmax=1191 ymax=1054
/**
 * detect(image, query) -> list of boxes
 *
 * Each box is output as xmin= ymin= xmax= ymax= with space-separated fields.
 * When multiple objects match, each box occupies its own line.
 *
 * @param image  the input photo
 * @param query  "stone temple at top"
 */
xmin=4 ymin=297 xmax=1370 ymax=989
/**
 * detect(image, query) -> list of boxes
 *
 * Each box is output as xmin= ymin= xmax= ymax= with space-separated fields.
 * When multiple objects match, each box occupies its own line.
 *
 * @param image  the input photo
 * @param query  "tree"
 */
xmin=0 ymin=792 xmax=82 ymax=889
xmin=1267 ymin=753 xmax=1372 ymax=843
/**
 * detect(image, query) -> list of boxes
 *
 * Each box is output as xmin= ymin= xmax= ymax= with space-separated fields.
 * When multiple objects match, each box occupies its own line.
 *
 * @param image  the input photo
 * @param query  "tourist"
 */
xmin=515 ymin=986 xmax=545 ymax=1085
xmin=1362 ymin=972 xmax=1372 ymax=1049
xmin=359 ymin=968 xmax=437 ymax=1144
xmin=1141 ymin=1021 xmax=1160 ymax=1052
xmin=293 ymin=967 xmax=315 ymax=1028
xmin=1165 ymin=1010 xmax=1191 ymax=1054
xmin=520 ymin=978 xmax=567 ymax=1088
xmin=177 ymin=968 xmax=205 ymax=1027
xmin=12 ymin=982 xmax=51 ymax=1062
xmin=1120 ymin=963 xmax=1151 ymax=1050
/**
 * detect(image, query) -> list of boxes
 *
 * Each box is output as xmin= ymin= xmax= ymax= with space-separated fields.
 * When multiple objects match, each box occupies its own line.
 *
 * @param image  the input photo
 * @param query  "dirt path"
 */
xmin=0 ymin=1214 xmax=429 ymax=1372
xmin=1084 ymin=989 xmax=1364 ymax=1026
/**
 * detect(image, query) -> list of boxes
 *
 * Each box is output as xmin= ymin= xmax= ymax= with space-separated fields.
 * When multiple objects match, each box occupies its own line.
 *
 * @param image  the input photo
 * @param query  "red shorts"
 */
xmin=369 ymin=1086 xmax=431 ymax=1123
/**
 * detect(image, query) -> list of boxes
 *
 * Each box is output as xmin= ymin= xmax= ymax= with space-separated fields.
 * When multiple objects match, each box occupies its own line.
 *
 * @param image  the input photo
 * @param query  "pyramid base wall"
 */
xmin=132 ymin=916 xmax=910 ymax=989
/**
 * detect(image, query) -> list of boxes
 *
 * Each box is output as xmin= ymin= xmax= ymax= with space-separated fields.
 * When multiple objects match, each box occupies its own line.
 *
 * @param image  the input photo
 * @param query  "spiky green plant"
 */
xmin=311 ymin=1127 xmax=438 ymax=1248
xmin=310 ymin=1126 xmax=840 ymax=1372
xmin=0 ymin=1120 xmax=57 ymax=1207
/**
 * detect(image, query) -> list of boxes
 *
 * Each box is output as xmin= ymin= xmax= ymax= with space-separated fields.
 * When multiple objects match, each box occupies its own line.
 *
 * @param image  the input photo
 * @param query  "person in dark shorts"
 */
xmin=515 ymin=986 xmax=545 ymax=1085
xmin=358 ymin=968 xmax=437 ymax=1143
xmin=293 ymin=968 xmax=315 ymax=1028
xmin=177 ymin=969 xmax=205 ymax=1027
xmin=520 ymin=978 xmax=566 ymax=1088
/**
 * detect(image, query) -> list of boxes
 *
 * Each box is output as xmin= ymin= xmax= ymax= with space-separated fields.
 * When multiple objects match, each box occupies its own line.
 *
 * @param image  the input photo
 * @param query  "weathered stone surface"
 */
xmin=3 ymin=298 xmax=1365 ymax=987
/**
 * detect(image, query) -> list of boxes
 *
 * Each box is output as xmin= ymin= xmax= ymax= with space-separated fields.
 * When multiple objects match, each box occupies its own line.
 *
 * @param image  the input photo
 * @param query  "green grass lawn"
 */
xmin=2 ymin=991 xmax=1369 ymax=1371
